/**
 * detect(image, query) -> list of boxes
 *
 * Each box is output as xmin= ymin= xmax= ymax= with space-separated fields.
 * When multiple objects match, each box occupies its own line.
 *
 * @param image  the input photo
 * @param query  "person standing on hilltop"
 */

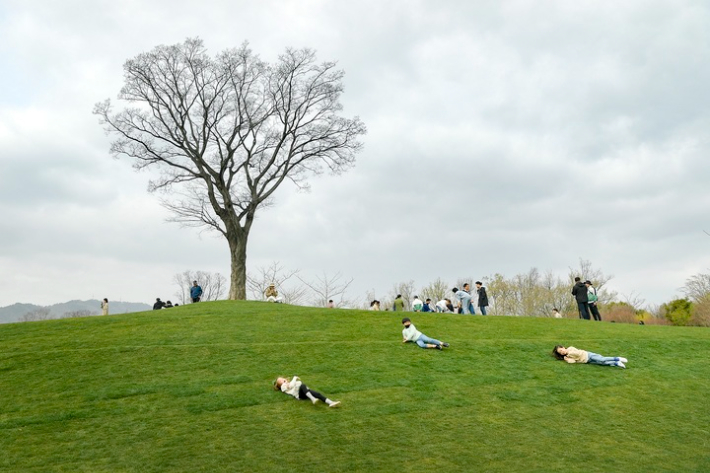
xmin=585 ymin=280 xmax=602 ymax=321
xmin=475 ymin=281 xmax=489 ymax=315
xmin=190 ymin=280 xmax=203 ymax=303
xmin=452 ymin=286 xmax=472 ymax=314
xmin=571 ymin=277 xmax=591 ymax=320
xmin=412 ymin=295 xmax=424 ymax=312
xmin=101 ymin=298 xmax=109 ymax=316
xmin=393 ymin=294 xmax=405 ymax=312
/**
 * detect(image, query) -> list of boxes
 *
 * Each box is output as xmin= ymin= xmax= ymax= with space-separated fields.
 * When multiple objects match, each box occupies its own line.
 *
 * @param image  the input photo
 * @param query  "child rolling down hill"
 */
xmin=552 ymin=345 xmax=628 ymax=368
xmin=273 ymin=376 xmax=340 ymax=407
xmin=402 ymin=318 xmax=450 ymax=349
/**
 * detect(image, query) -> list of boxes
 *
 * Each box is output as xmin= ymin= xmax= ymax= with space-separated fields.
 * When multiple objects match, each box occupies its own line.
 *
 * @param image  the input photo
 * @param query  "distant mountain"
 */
xmin=0 ymin=300 xmax=152 ymax=324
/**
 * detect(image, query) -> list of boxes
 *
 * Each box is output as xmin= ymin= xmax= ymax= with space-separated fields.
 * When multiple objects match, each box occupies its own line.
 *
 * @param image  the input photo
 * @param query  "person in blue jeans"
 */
xmin=475 ymin=281 xmax=488 ymax=315
xmin=190 ymin=280 xmax=203 ymax=303
xmin=452 ymin=286 xmax=472 ymax=314
xmin=401 ymin=318 xmax=450 ymax=350
xmin=552 ymin=345 xmax=628 ymax=368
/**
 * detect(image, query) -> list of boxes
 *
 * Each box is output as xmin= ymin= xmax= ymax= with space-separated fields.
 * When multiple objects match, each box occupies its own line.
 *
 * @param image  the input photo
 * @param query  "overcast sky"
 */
xmin=1 ymin=0 xmax=709 ymax=309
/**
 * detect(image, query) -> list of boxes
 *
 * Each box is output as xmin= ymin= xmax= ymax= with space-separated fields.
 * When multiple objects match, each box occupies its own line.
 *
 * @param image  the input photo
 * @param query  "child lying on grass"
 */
xmin=402 ymin=317 xmax=449 ymax=350
xmin=273 ymin=376 xmax=340 ymax=407
xmin=552 ymin=345 xmax=628 ymax=368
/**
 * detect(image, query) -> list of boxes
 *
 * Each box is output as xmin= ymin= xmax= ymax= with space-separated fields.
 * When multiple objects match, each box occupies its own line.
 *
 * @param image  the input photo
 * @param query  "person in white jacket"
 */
xmin=412 ymin=296 xmax=424 ymax=312
xmin=401 ymin=318 xmax=450 ymax=349
xmin=273 ymin=376 xmax=340 ymax=407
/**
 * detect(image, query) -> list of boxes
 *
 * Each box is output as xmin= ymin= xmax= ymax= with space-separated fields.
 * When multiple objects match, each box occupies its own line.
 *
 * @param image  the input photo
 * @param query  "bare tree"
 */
xmin=620 ymin=291 xmax=646 ymax=311
xmin=174 ymin=270 xmax=227 ymax=304
xmin=247 ymin=261 xmax=308 ymax=304
xmin=20 ymin=307 xmax=52 ymax=322
xmin=60 ymin=310 xmax=94 ymax=319
xmin=681 ymin=271 xmax=710 ymax=302
xmin=419 ymin=278 xmax=450 ymax=304
xmin=568 ymin=258 xmax=616 ymax=302
xmin=95 ymin=38 xmax=366 ymax=300
xmin=298 ymin=272 xmax=354 ymax=307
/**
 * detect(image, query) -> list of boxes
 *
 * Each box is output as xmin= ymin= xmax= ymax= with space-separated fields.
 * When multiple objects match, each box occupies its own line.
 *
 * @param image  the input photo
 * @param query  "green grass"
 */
xmin=1 ymin=302 xmax=709 ymax=472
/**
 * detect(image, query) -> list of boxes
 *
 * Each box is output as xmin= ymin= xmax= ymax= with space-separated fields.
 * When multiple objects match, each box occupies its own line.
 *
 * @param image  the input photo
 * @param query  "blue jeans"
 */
xmin=479 ymin=306 xmax=487 ymax=315
xmin=416 ymin=334 xmax=442 ymax=348
xmin=467 ymin=302 xmax=476 ymax=314
xmin=459 ymin=296 xmax=472 ymax=314
xmin=577 ymin=301 xmax=591 ymax=320
xmin=587 ymin=352 xmax=618 ymax=366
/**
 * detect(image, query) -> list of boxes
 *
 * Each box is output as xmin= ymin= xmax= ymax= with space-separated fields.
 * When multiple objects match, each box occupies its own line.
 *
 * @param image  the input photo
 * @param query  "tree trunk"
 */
xmin=227 ymin=228 xmax=249 ymax=300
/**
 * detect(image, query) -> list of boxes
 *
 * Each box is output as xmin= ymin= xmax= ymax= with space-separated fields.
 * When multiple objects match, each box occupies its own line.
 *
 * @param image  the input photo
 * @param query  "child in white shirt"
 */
xmin=273 ymin=376 xmax=340 ymax=407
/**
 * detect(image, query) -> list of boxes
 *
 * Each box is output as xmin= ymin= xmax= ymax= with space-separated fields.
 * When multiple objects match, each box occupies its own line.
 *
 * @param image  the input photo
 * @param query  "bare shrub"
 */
xmin=601 ymin=304 xmax=638 ymax=324
xmin=19 ymin=308 xmax=52 ymax=322
xmin=690 ymin=297 xmax=710 ymax=327
xmin=60 ymin=310 xmax=94 ymax=319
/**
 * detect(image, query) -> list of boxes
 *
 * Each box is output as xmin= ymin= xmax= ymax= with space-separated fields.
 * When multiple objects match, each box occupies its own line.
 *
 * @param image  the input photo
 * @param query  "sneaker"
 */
xmin=442 ymin=342 xmax=450 ymax=348
xmin=436 ymin=344 xmax=443 ymax=350
xmin=328 ymin=401 xmax=340 ymax=408
xmin=618 ymin=357 xmax=628 ymax=363
xmin=616 ymin=361 xmax=626 ymax=368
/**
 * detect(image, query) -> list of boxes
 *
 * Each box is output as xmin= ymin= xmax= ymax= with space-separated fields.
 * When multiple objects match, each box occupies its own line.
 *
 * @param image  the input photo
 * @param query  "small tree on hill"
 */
xmin=247 ymin=261 xmax=308 ymax=304
xmin=299 ymin=272 xmax=354 ymax=307
xmin=420 ymin=278 xmax=449 ymax=304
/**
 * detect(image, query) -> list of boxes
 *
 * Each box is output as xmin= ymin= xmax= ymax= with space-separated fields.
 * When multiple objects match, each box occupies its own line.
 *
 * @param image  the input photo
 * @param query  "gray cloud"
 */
xmin=1 ymin=0 xmax=709 ymax=307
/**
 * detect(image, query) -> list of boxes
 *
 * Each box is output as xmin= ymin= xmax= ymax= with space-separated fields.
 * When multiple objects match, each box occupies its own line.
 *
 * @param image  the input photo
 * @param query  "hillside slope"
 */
xmin=1 ymin=302 xmax=709 ymax=472
xmin=0 ymin=300 xmax=152 ymax=323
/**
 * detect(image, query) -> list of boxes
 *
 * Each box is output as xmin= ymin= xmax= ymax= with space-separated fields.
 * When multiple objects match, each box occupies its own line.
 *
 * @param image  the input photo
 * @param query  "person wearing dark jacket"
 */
xmin=153 ymin=298 xmax=165 ymax=310
xmin=571 ymin=277 xmax=591 ymax=320
xmin=475 ymin=281 xmax=489 ymax=315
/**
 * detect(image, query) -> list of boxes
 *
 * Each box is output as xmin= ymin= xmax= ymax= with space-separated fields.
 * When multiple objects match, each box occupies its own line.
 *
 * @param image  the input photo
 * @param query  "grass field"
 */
xmin=1 ymin=301 xmax=709 ymax=472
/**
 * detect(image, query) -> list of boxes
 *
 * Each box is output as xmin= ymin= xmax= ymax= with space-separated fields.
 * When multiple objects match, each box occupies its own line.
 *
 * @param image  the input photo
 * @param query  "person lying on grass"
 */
xmin=402 ymin=317 xmax=449 ymax=350
xmin=273 ymin=376 xmax=340 ymax=408
xmin=552 ymin=345 xmax=628 ymax=368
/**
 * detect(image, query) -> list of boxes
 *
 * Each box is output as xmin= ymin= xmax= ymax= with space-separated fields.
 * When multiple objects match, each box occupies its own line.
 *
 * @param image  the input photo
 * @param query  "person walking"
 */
xmin=100 ymin=298 xmax=109 ymax=316
xmin=585 ymin=280 xmax=602 ymax=321
xmin=475 ymin=281 xmax=489 ymax=315
xmin=190 ymin=280 xmax=203 ymax=303
xmin=571 ymin=277 xmax=591 ymax=320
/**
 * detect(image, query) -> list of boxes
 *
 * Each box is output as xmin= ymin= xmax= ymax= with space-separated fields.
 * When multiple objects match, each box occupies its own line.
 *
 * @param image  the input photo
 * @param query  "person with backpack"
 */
xmin=571 ymin=277 xmax=591 ymax=320
xmin=585 ymin=280 xmax=602 ymax=321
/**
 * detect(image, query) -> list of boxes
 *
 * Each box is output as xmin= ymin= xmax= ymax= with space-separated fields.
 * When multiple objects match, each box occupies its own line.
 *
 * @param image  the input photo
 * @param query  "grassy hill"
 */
xmin=1 ymin=302 xmax=709 ymax=472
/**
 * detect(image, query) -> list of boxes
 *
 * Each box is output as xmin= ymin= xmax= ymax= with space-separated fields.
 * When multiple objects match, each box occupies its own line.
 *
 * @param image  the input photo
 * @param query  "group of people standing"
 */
xmin=571 ymin=277 xmax=602 ymax=321
xmin=371 ymin=282 xmax=490 ymax=315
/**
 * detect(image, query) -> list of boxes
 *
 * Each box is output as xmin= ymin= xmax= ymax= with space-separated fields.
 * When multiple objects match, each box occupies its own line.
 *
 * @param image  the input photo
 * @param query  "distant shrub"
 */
xmin=662 ymin=299 xmax=694 ymax=326
xmin=60 ymin=310 xmax=95 ymax=319
xmin=601 ymin=303 xmax=638 ymax=324
xmin=690 ymin=297 xmax=710 ymax=327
